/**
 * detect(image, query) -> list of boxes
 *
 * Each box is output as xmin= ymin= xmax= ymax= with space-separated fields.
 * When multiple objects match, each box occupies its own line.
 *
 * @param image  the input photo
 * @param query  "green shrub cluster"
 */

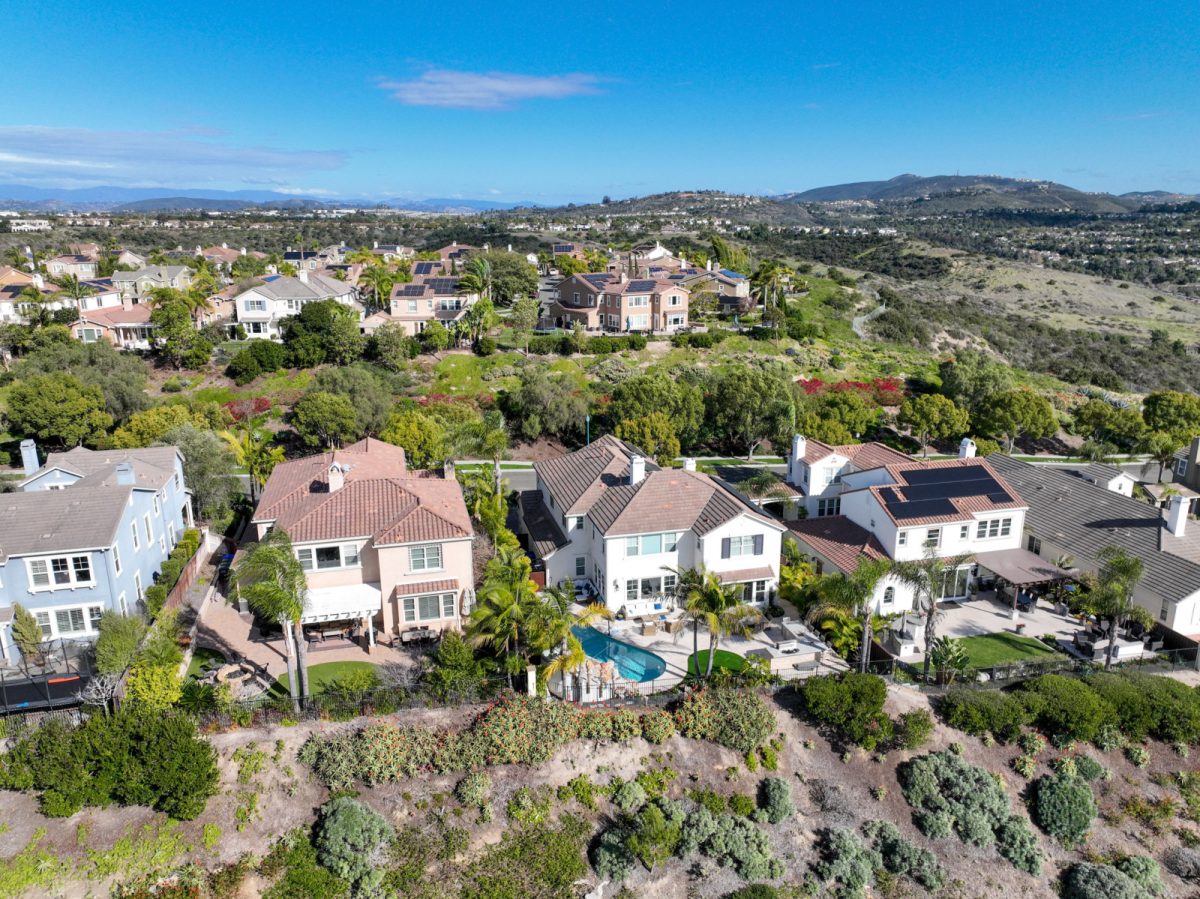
xmin=458 ymin=819 xmax=588 ymax=898
xmin=898 ymin=750 xmax=1042 ymax=874
xmin=1073 ymin=755 xmax=1108 ymax=782
xmin=312 ymin=797 xmax=393 ymax=894
xmin=0 ymin=710 xmax=218 ymax=819
xmin=640 ymin=710 xmax=676 ymax=744
xmin=862 ymin=820 xmax=945 ymax=891
xmin=454 ymin=772 xmax=491 ymax=809
xmin=1031 ymin=773 xmax=1096 ymax=846
xmin=674 ymin=688 xmax=776 ymax=753
xmin=527 ymin=333 xmax=647 ymax=355
xmin=759 ymin=778 xmax=793 ymax=824
xmin=814 ymin=827 xmax=882 ymax=899
xmin=1061 ymin=862 xmax=1157 ymax=899
xmin=938 ymin=688 xmax=1030 ymax=742
xmin=258 ymin=828 xmax=349 ymax=899
xmin=1087 ymin=672 xmax=1200 ymax=744
xmin=802 ymin=673 xmax=917 ymax=751
xmin=226 ymin=339 xmax=287 ymax=385
xmin=505 ymin=785 xmax=553 ymax=825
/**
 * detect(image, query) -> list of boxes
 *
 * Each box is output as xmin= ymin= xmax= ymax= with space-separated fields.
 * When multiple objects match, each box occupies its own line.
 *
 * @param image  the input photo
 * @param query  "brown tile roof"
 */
xmin=253 ymin=438 xmax=472 ymax=546
xmin=858 ymin=457 xmax=1026 ymax=526
xmin=536 ymin=435 xmax=782 ymax=538
xmin=77 ymin=305 xmax=153 ymax=327
xmin=788 ymin=516 xmax=889 ymax=573
xmin=393 ymin=579 xmax=459 ymax=597
xmin=518 ymin=490 xmax=569 ymax=560
xmin=801 ymin=439 xmax=911 ymax=468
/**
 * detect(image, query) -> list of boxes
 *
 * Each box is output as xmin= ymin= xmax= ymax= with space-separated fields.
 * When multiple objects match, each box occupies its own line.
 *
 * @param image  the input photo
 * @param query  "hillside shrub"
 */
xmin=0 ymin=711 xmax=217 ymax=819
xmin=898 ymin=750 xmax=1041 ymax=874
xmin=814 ymin=828 xmax=882 ymax=899
xmin=1073 ymin=756 xmax=1108 ymax=782
xmin=801 ymin=672 xmax=890 ymax=749
xmin=862 ymin=820 xmax=945 ymax=891
xmin=1020 ymin=675 xmax=1115 ymax=744
xmin=591 ymin=826 xmax=634 ymax=881
xmin=610 ymin=708 xmax=642 ymax=742
xmin=1115 ymin=855 xmax=1165 ymax=895
xmin=626 ymin=802 xmax=683 ymax=871
xmin=760 ymin=778 xmax=794 ymax=824
xmin=312 ymin=797 xmax=393 ymax=893
xmin=937 ymin=688 xmax=1031 ymax=742
xmin=454 ymin=772 xmax=491 ymax=809
xmin=505 ymin=785 xmax=552 ymax=824
xmin=640 ymin=710 xmax=676 ymax=744
xmin=1163 ymin=846 xmax=1200 ymax=881
xmin=701 ymin=812 xmax=784 ymax=880
xmin=1061 ymin=863 xmax=1149 ymax=899
xmin=894 ymin=709 xmax=934 ymax=750
xmin=1031 ymin=773 xmax=1096 ymax=846
xmin=612 ymin=780 xmax=648 ymax=814
xmin=676 ymin=688 xmax=775 ymax=753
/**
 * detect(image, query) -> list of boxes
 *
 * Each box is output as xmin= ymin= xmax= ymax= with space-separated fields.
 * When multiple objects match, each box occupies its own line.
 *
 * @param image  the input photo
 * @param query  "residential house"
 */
xmin=111 ymin=265 xmax=193 ymax=302
xmin=0 ymin=274 xmax=72 ymax=324
xmin=233 ymin=271 xmax=361 ymax=339
xmin=365 ymin=276 xmax=479 ymax=337
xmin=71 ymin=303 xmax=155 ymax=350
xmin=1063 ymin=462 xmax=1136 ymax=498
xmin=436 ymin=242 xmax=475 ymax=271
xmin=669 ymin=266 xmax=752 ymax=314
xmin=45 ymin=255 xmax=99 ymax=280
xmin=371 ymin=242 xmax=414 ymax=263
xmin=197 ymin=244 xmax=245 ymax=272
xmin=516 ymin=435 xmax=785 ymax=611
xmin=989 ymin=453 xmax=1200 ymax=638
xmin=9 ymin=219 xmax=52 ymax=232
xmin=786 ymin=434 xmax=912 ymax=518
xmin=0 ymin=442 xmax=192 ymax=664
xmin=551 ymin=242 xmax=585 ymax=260
xmin=282 ymin=249 xmax=322 ymax=271
xmin=67 ymin=242 xmax=103 ymax=259
xmin=550 ymin=272 xmax=689 ymax=333
xmin=116 ymin=250 xmax=147 ymax=269
xmin=249 ymin=438 xmax=474 ymax=642
xmin=788 ymin=439 xmax=1039 ymax=617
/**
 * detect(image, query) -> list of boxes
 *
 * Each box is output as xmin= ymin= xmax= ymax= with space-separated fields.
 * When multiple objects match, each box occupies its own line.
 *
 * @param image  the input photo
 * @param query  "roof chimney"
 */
xmin=683 ymin=458 xmax=697 ymax=471
xmin=1167 ymin=495 xmax=1188 ymax=537
xmin=221 ymin=242 xmax=228 ymax=249
xmin=240 ymin=247 xmax=246 ymax=255
xmin=443 ymin=459 xmax=456 ymax=480
xmin=297 ymin=269 xmax=308 ymax=284
xmin=373 ymin=240 xmax=378 ymax=249
xmin=328 ymin=461 xmax=346 ymax=493
xmin=19 ymin=439 xmax=38 ymax=477
xmin=629 ymin=455 xmax=646 ymax=486
xmin=507 ymin=244 xmax=512 ymax=253
xmin=959 ymin=438 xmax=977 ymax=459
xmin=31 ymin=273 xmax=44 ymax=290
xmin=115 ymin=462 xmax=135 ymax=486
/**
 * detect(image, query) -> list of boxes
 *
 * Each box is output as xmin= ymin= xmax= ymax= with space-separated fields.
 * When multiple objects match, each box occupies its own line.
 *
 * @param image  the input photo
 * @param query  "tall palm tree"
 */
xmin=891 ymin=549 xmax=974 ymax=684
xmin=664 ymin=565 xmax=711 ymax=665
xmin=537 ymin=581 xmax=613 ymax=698
xmin=359 ymin=265 xmax=394 ymax=313
xmin=467 ymin=575 xmax=538 ymax=688
xmin=220 ymin=429 xmax=285 ymax=500
xmin=1094 ymin=545 xmax=1145 ymax=669
xmin=751 ymin=260 xmax=788 ymax=333
xmin=231 ymin=529 xmax=309 ymax=710
xmin=59 ymin=274 xmax=95 ymax=310
xmin=682 ymin=572 xmax=764 ymax=678
xmin=460 ymin=256 xmax=493 ymax=303
xmin=17 ymin=285 xmax=52 ymax=327
xmin=805 ymin=558 xmax=893 ymax=673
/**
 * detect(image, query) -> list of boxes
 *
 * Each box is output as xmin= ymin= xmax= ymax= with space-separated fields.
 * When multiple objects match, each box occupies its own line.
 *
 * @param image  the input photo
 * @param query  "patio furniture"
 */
xmin=1144 ymin=637 xmax=1164 ymax=652
xmin=639 ymin=620 xmax=658 ymax=637
xmin=400 ymin=627 xmax=437 ymax=644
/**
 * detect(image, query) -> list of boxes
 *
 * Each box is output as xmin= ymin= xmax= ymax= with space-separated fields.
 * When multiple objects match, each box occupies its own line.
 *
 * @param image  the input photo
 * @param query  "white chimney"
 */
xmin=1168 ymin=495 xmax=1188 ymax=537
xmin=328 ymin=462 xmax=346 ymax=493
xmin=297 ymin=269 xmax=308 ymax=284
xmin=115 ymin=462 xmax=135 ymax=486
xmin=507 ymin=244 xmax=512 ymax=253
xmin=706 ymin=258 xmax=713 ymax=271
xmin=789 ymin=434 xmax=808 ymax=485
xmin=31 ymin=273 xmax=44 ymax=290
xmin=619 ymin=272 xmax=628 ymax=284
xmin=195 ymin=245 xmax=202 ymax=255
xmin=221 ymin=242 xmax=228 ymax=249
xmin=629 ymin=455 xmax=646 ymax=485
xmin=959 ymin=438 xmax=977 ymax=459
xmin=19 ymin=439 xmax=38 ymax=477
xmin=683 ymin=458 xmax=697 ymax=471
xmin=373 ymin=241 xmax=378 ymax=249
xmin=240 ymin=247 xmax=246 ymax=256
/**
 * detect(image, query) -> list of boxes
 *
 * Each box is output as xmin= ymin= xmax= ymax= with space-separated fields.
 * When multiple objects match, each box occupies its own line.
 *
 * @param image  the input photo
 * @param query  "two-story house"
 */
xmin=111 ymin=265 xmax=193 ymax=302
xmin=45 ymin=255 xmax=99 ymax=280
xmin=233 ymin=271 xmax=361 ymax=339
xmin=250 ymin=438 xmax=474 ymax=643
xmin=788 ymin=440 xmax=1038 ymax=618
xmin=197 ymin=244 xmax=246 ymax=273
xmin=364 ymin=276 xmax=480 ymax=337
xmin=786 ymin=435 xmax=912 ymax=518
xmin=0 ymin=442 xmax=192 ymax=664
xmin=668 ymin=266 xmax=752 ymax=314
xmin=550 ymin=273 xmax=689 ymax=333
xmin=516 ymin=435 xmax=785 ymax=612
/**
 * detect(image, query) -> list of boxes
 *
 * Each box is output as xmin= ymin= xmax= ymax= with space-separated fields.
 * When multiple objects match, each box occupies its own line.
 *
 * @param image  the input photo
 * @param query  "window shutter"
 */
xmin=753 ymin=535 xmax=764 ymax=555
xmin=721 ymin=538 xmax=731 ymax=559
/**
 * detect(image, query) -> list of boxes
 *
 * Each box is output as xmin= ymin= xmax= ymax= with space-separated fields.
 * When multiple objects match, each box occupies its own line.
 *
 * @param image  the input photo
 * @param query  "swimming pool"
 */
xmin=572 ymin=626 xmax=668 ymax=683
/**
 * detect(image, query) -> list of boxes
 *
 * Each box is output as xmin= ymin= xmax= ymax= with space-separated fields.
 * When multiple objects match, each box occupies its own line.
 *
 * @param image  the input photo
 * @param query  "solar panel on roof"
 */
xmin=887 ymin=498 xmax=957 ymax=520
xmin=628 ymin=279 xmax=656 ymax=291
xmin=413 ymin=262 xmax=435 ymax=274
xmin=400 ymin=284 xmax=425 ymax=296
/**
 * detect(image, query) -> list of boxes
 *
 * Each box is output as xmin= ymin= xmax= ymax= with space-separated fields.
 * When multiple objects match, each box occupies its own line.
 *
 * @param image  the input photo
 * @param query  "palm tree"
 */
xmin=1139 ymin=431 xmax=1182 ymax=482
xmin=17 ymin=285 xmax=52 ymax=327
xmin=220 ymin=429 xmax=285 ymax=500
xmin=59 ymin=274 xmax=95 ymax=310
xmin=460 ymin=256 xmax=493 ymax=303
xmin=231 ymin=529 xmax=309 ymax=710
xmin=359 ymin=265 xmax=394 ymax=313
xmin=751 ymin=260 xmax=788 ymax=334
xmin=537 ymin=581 xmax=613 ymax=698
xmin=805 ymin=558 xmax=893 ymax=673
xmin=1094 ymin=545 xmax=1145 ymax=669
xmin=665 ymin=565 xmax=711 ymax=665
xmin=467 ymin=576 xmax=538 ymax=689
xmin=680 ymin=572 xmax=763 ymax=678
xmin=928 ymin=636 xmax=970 ymax=685
xmin=891 ymin=548 xmax=974 ymax=684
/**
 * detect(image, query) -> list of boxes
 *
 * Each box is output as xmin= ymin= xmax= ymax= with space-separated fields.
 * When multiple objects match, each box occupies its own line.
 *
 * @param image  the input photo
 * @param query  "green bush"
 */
xmin=814 ymin=827 xmax=882 ymax=899
xmin=676 ymin=688 xmax=775 ymax=753
xmin=259 ymin=829 xmax=349 ymax=899
xmin=144 ymin=583 xmax=169 ymax=618
xmin=1073 ymin=756 xmax=1108 ymax=782
xmin=312 ymin=797 xmax=393 ymax=893
xmin=0 ymin=710 xmax=218 ymax=819
xmin=1031 ymin=773 xmax=1096 ymax=846
xmin=898 ymin=750 xmax=1042 ymax=874
xmin=759 ymin=777 xmax=793 ymax=824
xmin=937 ymin=688 xmax=1031 ymax=742
xmin=612 ymin=780 xmax=648 ymax=813
xmin=626 ymin=802 xmax=682 ymax=871
xmin=894 ymin=709 xmax=934 ymax=750
xmin=862 ymin=820 xmax=945 ymax=891
xmin=1061 ymin=862 xmax=1150 ymax=899
xmin=459 ymin=819 xmax=588 ymax=897
xmin=1020 ymin=674 xmax=1115 ymax=744
xmin=728 ymin=793 xmax=757 ymax=817
xmin=610 ymin=708 xmax=641 ymax=741
xmin=640 ymin=710 xmax=676 ymax=744
xmin=802 ymin=672 xmax=891 ymax=750
xmin=95 ymin=611 xmax=147 ymax=674
xmin=1085 ymin=672 xmax=1159 ymax=742
xmin=454 ymin=772 xmax=491 ymax=809
xmin=1115 ymin=855 xmax=1165 ymax=895
xmin=591 ymin=825 xmax=634 ymax=881
xmin=1126 ymin=744 xmax=1150 ymax=768
xmin=506 ymin=785 xmax=553 ymax=824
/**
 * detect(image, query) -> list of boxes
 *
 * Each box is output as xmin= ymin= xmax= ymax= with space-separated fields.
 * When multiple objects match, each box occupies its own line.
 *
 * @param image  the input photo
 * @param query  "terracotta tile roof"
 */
xmin=253 ymin=438 xmax=472 ymax=546
xmin=788 ymin=516 xmax=889 ymax=573
xmin=857 ymin=457 xmax=1026 ymax=526
xmin=393 ymin=579 xmax=459 ymax=597
xmin=801 ymin=439 xmax=910 ymax=468
xmin=76 ymin=304 xmax=153 ymax=327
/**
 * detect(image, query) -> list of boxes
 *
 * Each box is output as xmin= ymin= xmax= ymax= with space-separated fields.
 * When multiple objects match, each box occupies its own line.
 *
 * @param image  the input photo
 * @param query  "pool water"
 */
xmin=572 ymin=626 xmax=668 ymax=683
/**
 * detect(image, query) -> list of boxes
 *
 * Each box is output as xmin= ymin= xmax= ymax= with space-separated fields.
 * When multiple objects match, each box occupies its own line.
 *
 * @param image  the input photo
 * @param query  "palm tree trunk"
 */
xmin=859 ymin=607 xmax=873 ymax=674
xmin=706 ymin=631 xmax=718 ymax=679
xmin=692 ymin=618 xmax=699 ymax=674
xmin=281 ymin=618 xmax=299 ymax=712
xmin=293 ymin=620 xmax=310 ymax=699
xmin=922 ymin=601 xmax=936 ymax=684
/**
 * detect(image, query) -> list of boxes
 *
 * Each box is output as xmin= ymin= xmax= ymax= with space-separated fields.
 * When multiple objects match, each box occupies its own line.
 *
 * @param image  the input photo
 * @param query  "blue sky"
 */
xmin=3 ymin=0 xmax=1198 ymax=202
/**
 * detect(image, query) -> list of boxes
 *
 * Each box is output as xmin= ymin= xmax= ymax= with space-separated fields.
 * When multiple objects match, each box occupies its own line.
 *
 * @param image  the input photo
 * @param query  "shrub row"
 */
xmin=526 ymin=333 xmax=648 ymax=356
xmin=145 ymin=528 xmax=203 ymax=618
xmin=799 ymin=672 xmax=934 ymax=752
xmin=939 ymin=671 xmax=1200 ymax=746
xmin=300 ymin=689 xmax=769 ymax=790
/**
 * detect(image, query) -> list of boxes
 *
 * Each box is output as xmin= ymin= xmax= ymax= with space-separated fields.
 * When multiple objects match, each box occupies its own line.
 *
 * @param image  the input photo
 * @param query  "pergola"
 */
xmin=975 ymin=548 xmax=1073 ymax=621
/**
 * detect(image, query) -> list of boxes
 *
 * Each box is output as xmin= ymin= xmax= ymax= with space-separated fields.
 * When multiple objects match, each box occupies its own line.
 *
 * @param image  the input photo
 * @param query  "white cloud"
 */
xmin=0 ymin=125 xmax=346 ymax=187
xmin=377 ymin=69 xmax=601 ymax=110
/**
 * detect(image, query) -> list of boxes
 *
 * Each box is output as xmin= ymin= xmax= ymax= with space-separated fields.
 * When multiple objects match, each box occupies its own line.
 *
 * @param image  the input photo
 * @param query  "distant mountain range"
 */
xmin=0 ymin=184 xmax=528 ymax=214
xmin=774 ymin=174 xmax=1198 ymax=213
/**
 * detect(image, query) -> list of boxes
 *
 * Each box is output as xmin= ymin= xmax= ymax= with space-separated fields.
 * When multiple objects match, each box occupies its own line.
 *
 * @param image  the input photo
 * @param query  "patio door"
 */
xmin=938 ymin=566 xmax=970 ymax=600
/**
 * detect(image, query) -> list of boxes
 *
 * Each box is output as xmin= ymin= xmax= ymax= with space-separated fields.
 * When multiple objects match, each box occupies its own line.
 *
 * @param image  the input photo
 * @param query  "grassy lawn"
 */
xmin=687 ymin=649 xmax=746 ymax=676
xmin=185 ymin=647 xmax=226 ymax=680
xmin=273 ymin=660 xmax=379 ymax=696
xmin=957 ymin=632 xmax=1061 ymax=668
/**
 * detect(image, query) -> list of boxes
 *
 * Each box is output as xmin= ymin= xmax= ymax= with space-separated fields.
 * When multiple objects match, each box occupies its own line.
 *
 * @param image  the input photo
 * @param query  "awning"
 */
xmin=975 ymin=549 xmax=1071 ymax=586
xmin=301 ymin=582 xmax=382 ymax=624
xmin=716 ymin=566 xmax=776 ymax=584
xmin=393 ymin=579 xmax=459 ymax=598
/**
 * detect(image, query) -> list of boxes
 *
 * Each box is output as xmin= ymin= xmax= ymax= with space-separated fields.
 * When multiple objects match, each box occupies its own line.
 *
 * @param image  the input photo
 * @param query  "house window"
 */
xmin=119 ymin=592 xmax=128 ymax=615
xmin=113 ymin=543 xmax=122 ymax=575
xmin=132 ymin=521 xmax=140 ymax=550
xmin=442 ymin=593 xmax=456 ymax=617
xmin=153 ymin=495 xmax=160 ymax=516
xmin=89 ymin=606 xmax=103 ymax=630
xmin=297 ymin=543 xmax=360 ymax=571
xmin=743 ymin=580 xmax=769 ymax=603
xmin=575 ymin=556 xmax=586 ymax=578
xmin=642 ymin=533 xmax=662 ymax=554
xmin=883 ymin=586 xmax=895 ymax=605
xmin=410 ymin=544 xmax=443 ymax=571
xmin=924 ymin=528 xmax=941 ymax=548
xmin=168 ymin=522 xmax=176 ymax=547
xmin=315 ymin=546 xmax=341 ymax=569
xmin=29 ymin=555 xmax=93 ymax=589
xmin=572 ymin=516 xmax=584 ymax=530
xmin=1161 ymin=599 xmax=1170 ymax=622
xmin=724 ymin=535 xmax=762 ymax=558
xmin=960 ymin=525 xmax=969 ymax=540
xmin=34 ymin=611 xmax=51 ymax=638
xmin=1027 ymin=535 xmax=1042 ymax=555
xmin=401 ymin=592 xmax=454 ymax=622
xmin=1178 ymin=459 xmax=1189 ymax=477
xmin=56 ymin=608 xmax=86 ymax=635
xmin=134 ymin=571 xmax=143 ymax=600
xmin=244 ymin=299 xmax=267 ymax=312
xmin=898 ymin=531 xmax=908 ymax=546
xmin=625 ymin=537 xmax=639 ymax=557
xmin=976 ymin=518 xmax=1012 ymax=539
xmin=664 ymin=573 xmax=677 ymax=595
xmin=817 ymin=498 xmax=841 ymax=517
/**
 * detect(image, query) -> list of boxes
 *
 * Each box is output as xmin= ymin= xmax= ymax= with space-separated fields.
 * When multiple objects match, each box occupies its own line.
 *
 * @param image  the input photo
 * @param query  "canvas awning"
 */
xmin=975 ymin=549 xmax=1071 ymax=586
xmin=716 ymin=566 xmax=776 ymax=584
xmin=301 ymin=582 xmax=382 ymax=624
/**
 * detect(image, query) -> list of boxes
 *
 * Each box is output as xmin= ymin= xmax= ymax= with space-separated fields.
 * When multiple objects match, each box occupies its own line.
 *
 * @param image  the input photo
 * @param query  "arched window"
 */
xmin=882 ymin=587 xmax=895 ymax=605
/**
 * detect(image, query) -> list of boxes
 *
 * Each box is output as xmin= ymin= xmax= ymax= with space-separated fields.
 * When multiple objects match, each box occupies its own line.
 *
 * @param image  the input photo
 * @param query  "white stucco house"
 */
xmin=233 ymin=271 xmax=361 ymax=340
